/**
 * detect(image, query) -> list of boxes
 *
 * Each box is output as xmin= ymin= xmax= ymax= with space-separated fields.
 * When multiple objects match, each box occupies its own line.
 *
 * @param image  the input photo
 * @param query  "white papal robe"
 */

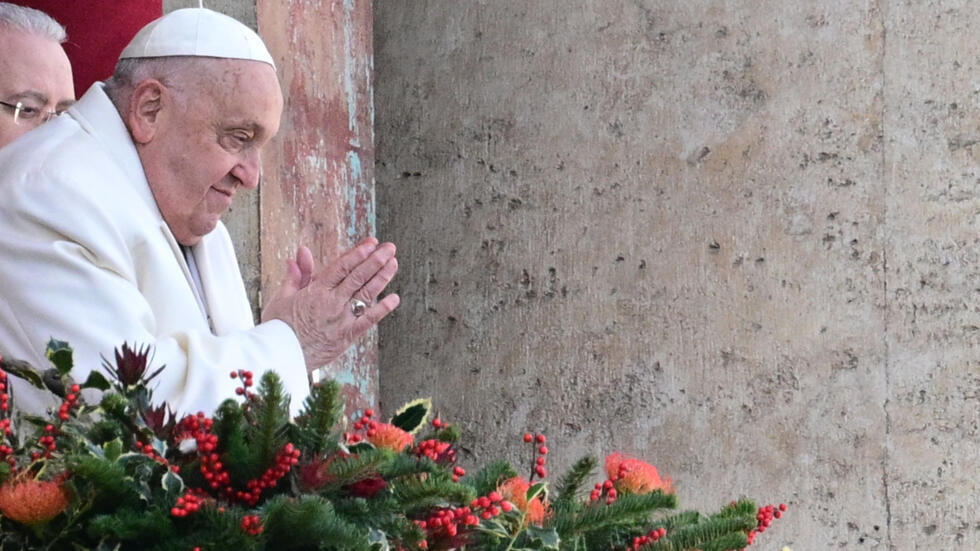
xmin=0 ymin=83 xmax=310 ymax=416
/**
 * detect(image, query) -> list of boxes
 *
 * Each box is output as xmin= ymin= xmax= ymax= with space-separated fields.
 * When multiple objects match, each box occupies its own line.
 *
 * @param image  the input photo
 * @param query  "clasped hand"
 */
xmin=260 ymin=237 xmax=400 ymax=370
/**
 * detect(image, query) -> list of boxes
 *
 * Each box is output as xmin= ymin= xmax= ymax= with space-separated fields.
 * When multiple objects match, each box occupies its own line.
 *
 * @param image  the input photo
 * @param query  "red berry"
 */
xmin=535 ymin=434 xmax=546 ymax=443
xmin=364 ymin=408 xmax=374 ymax=417
xmin=538 ymin=446 xmax=548 ymax=455
xmin=523 ymin=433 xmax=533 ymax=443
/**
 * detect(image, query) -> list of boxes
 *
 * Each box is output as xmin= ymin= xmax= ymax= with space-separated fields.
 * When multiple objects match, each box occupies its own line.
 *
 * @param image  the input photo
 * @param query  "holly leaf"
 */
xmin=391 ymin=398 xmax=432 ymax=435
xmin=161 ymin=470 xmax=184 ymax=496
xmin=82 ymin=370 xmax=111 ymax=391
xmin=527 ymin=482 xmax=547 ymax=503
xmin=526 ymin=526 xmax=560 ymax=550
xmin=45 ymin=338 xmax=74 ymax=376
xmin=0 ymin=358 xmax=44 ymax=389
xmin=368 ymin=528 xmax=390 ymax=551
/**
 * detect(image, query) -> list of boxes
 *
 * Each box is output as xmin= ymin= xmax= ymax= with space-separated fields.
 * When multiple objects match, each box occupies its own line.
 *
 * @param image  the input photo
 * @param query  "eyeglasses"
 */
xmin=0 ymin=100 xmax=59 ymax=125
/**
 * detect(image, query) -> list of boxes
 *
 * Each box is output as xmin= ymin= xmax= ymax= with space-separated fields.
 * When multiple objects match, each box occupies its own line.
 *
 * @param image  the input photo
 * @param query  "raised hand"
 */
xmin=261 ymin=237 xmax=400 ymax=369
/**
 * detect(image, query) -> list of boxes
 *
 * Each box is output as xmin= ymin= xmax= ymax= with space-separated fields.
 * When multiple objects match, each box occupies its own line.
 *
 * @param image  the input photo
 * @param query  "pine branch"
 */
xmin=323 ymin=447 xmax=391 ymax=486
xmin=212 ymin=399 xmax=256 ymax=481
xmin=391 ymin=474 xmax=476 ymax=513
xmin=68 ymin=454 xmax=141 ymax=509
xmin=262 ymin=494 xmax=371 ymax=550
xmin=571 ymin=492 xmax=677 ymax=535
xmin=244 ymin=372 xmax=290 ymax=472
xmin=464 ymin=459 xmax=518 ymax=496
xmin=643 ymin=513 xmax=754 ymax=551
xmin=85 ymin=509 xmax=174 ymax=543
xmin=553 ymin=456 xmax=597 ymax=506
xmin=696 ymin=532 xmax=751 ymax=551
xmin=376 ymin=453 xmax=442 ymax=480
xmin=295 ymin=380 xmax=344 ymax=456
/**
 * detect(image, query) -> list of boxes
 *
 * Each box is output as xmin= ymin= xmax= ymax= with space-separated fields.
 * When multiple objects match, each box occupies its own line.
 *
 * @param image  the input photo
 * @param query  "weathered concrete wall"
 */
xmin=257 ymin=0 xmax=378 ymax=411
xmin=375 ymin=2 xmax=977 ymax=549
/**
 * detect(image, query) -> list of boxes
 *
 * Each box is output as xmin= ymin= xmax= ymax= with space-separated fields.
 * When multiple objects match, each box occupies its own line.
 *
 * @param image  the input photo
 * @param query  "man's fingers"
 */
xmin=296 ymin=246 xmax=315 ymax=289
xmin=353 ymin=257 xmax=398 ymax=302
xmin=281 ymin=259 xmax=302 ymax=296
xmin=350 ymin=293 xmax=400 ymax=336
xmin=320 ymin=237 xmax=380 ymax=289
xmin=335 ymin=242 xmax=396 ymax=298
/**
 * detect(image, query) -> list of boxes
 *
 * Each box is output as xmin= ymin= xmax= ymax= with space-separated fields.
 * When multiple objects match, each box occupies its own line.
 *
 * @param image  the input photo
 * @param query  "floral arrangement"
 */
xmin=0 ymin=340 xmax=785 ymax=550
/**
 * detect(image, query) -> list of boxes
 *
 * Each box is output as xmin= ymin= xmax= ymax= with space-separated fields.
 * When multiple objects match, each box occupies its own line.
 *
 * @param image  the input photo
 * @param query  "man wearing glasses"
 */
xmin=0 ymin=2 xmax=74 ymax=149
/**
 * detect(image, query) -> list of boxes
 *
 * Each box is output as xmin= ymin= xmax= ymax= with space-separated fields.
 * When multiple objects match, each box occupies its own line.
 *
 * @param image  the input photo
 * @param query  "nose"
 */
xmin=231 ymin=148 xmax=262 ymax=190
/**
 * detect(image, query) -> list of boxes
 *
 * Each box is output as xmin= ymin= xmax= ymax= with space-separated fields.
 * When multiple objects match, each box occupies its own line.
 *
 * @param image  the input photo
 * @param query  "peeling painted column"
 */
xmin=257 ymin=0 xmax=377 ymax=412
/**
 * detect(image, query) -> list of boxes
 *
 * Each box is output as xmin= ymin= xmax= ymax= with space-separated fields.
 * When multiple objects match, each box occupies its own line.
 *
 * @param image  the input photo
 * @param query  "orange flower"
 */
xmin=367 ymin=423 xmax=414 ymax=453
xmin=0 ymin=479 xmax=70 ymax=525
xmin=605 ymin=453 xmax=673 ymax=494
xmin=497 ymin=477 xmax=546 ymax=525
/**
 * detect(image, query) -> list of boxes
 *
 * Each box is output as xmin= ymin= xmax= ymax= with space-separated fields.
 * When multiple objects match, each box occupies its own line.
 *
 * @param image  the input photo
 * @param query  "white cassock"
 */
xmin=0 ymin=83 xmax=310 ymax=417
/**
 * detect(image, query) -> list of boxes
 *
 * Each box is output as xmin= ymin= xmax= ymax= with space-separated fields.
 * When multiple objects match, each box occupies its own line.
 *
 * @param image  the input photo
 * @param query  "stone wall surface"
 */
xmin=374 ymin=1 xmax=978 ymax=549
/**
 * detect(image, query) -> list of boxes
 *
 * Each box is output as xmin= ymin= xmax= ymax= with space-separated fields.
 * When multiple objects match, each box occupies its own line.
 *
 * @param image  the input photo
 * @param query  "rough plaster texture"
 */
xmin=257 ymin=0 xmax=378 ymax=411
xmin=375 ymin=2 xmax=977 ymax=549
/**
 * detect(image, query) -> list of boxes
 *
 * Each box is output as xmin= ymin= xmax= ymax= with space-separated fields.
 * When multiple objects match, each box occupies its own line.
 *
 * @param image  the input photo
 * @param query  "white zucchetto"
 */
xmin=118 ymin=8 xmax=275 ymax=69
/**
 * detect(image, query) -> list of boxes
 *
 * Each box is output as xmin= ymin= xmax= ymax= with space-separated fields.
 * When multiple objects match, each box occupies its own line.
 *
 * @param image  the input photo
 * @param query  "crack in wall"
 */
xmin=877 ymin=0 xmax=893 ymax=549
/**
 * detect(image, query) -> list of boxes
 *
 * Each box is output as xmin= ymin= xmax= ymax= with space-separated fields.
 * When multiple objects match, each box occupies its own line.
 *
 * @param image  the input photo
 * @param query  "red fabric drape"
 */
xmin=11 ymin=1 xmax=162 ymax=95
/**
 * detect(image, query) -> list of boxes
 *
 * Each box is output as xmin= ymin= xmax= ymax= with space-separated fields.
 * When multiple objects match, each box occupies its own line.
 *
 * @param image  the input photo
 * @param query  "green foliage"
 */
xmin=465 ymin=459 xmax=519 ymax=496
xmin=553 ymin=456 xmax=597 ymax=506
xmin=294 ymin=380 xmax=344 ymax=456
xmin=0 ymin=343 xmax=785 ymax=550
xmin=263 ymin=495 xmax=370 ymax=550
xmin=245 ymin=372 xmax=290 ymax=469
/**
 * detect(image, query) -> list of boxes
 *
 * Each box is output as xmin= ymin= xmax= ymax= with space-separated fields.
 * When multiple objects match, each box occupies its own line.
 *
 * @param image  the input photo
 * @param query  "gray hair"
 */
xmin=104 ymin=57 xmax=208 ymax=111
xmin=0 ymin=2 xmax=67 ymax=43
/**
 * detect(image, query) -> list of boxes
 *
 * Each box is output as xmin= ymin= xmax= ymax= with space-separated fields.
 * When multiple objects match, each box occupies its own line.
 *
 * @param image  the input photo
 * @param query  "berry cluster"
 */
xmin=174 ymin=412 xmax=300 ymax=507
xmin=415 ymin=438 xmax=455 ymax=464
xmin=413 ymin=491 xmax=513 ymax=546
xmin=522 ymin=433 xmax=548 ymax=480
xmin=133 ymin=440 xmax=179 ymax=472
xmin=32 ymin=425 xmax=59 ymax=461
xmin=0 ymin=364 xmax=9 ymax=412
xmin=241 ymin=514 xmax=263 ymax=536
xmin=346 ymin=408 xmax=378 ymax=444
xmin=0 ymin=366 xmax=12 ymax=471
xmin=431 ymin=417 xmax=449 ymax=430
xmin=591 ymin=459 xmax=630 ymax=504
xmin=628 ymin=527 xmax=667 ymax=550
xmin=229 ymin=369 xmax=255 ymax=399
xmin=235 ymin=443 xmax=301 ymax=506
xmin=170 ymin=490 xmax=206 ymax=518
xmin=743 ymin=503 xmax=787 ymax=547
xmin=590 ymin=478 xmax=619 ymax=505
xmin=56 ymin=384 xmax=81 ymax=421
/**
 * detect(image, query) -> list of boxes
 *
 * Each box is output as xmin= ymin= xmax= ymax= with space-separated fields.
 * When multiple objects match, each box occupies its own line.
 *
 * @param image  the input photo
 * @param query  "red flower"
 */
xmin=605 ymin=453 xmax=673 ymax=495
xmin=367 ymin=423 xmax=414 ymax=453
xmin=347 ymin=475 xmax=388 ymax=498
xmin=104 ymin=343 xmax=162 ymax=387
xmin=496 ymin=477 xmax=546 ymax=525
xmin=0 ymin=479 xmax=70 ymax=525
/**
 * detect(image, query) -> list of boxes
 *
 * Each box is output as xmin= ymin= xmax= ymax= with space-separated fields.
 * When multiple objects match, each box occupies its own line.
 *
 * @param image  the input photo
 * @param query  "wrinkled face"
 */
xmin=139 ymin=60 xmax=283 ymax=246
xmin=0 ymin=27 xmax=74 ymax=149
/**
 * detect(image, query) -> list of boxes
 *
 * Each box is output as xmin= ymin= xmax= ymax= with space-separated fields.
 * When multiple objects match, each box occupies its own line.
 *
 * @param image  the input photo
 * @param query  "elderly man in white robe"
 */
xmin=0 ymin=8 xmax=399 ymax=416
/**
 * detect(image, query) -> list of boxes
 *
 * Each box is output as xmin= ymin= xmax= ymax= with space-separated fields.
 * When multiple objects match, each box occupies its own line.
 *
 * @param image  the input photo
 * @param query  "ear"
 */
xmin=127 ymin=80 xmax=166 ymax=145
